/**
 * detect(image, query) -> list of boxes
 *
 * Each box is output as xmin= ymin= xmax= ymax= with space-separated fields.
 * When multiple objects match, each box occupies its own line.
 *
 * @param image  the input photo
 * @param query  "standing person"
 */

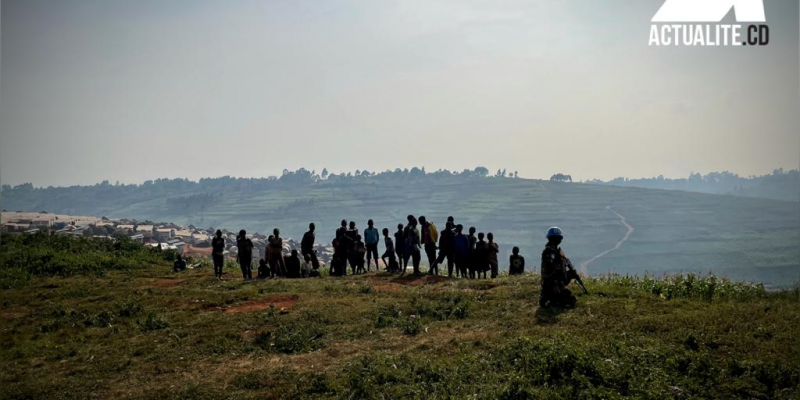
xmin=301 ymin=223 xmax=320 ymax=271
xmin=434 ymin=221 xmax=456 ymax=277
xmin=474 ymin=232 xmax=489 ymax=279
xmin=404 ymin=215 xmax=422 ymax=276
xmin=331 ymin=237 xmax=346 ymax=276
xmin=453 ymin=224 xmax=470 ymax=278
xmin=419 ymin=216 xmax=439 ymax=275
xmin=346 ymin=221 xmax=359 ymax=273
xmin=354 ymin=235 xmax=367 ymax=274
xmin=540 ymin=227 xmax=576 ymax=308
xmin=394 ymin=224 xmax=406 ymax=273
xmin=336 ymin=220 xmax=349 ymax=273
xmin=509 ymin=247 xmax=525 ymax=275
xmin=381 ymin=228 xmax=398 ymax=273
xmin=487 ymin=232 xmax=499 ymax=279
xmin=363 ymin=220 xmax=380 ymax=272
xmin=211 ymin=229 xmax=225 ymax=279
xmin=467 ymin=227 xmax=478 ymax=279
xmin=236 ymin=229 xmax=253 ymax=280
xmin=270 ymin=229 xmax=287 ymax=277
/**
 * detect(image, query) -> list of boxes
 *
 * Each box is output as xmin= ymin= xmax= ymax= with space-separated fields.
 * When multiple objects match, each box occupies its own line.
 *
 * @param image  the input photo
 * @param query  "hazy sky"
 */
xmin=1 ymin=0 xmax=798 ymax=187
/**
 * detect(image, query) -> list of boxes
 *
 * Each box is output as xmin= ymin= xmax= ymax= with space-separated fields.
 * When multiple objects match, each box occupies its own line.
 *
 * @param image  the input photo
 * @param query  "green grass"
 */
xmin=1 ymin=263 xmax=798 ymax=399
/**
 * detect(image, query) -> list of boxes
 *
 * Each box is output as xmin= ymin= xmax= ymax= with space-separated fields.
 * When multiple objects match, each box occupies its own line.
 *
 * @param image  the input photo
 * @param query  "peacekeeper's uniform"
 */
xmin=540 ymin=243 xmax=576 ymax=307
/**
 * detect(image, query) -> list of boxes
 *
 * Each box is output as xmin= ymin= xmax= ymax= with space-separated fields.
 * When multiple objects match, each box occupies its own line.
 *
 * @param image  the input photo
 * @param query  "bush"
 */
xmin=0 ymin=232 xmax=170 ymax=280
xmin=137 ymin=312 xmax=169 ymax=331
xmin=253 ymin=320 xmax=325 ymax=354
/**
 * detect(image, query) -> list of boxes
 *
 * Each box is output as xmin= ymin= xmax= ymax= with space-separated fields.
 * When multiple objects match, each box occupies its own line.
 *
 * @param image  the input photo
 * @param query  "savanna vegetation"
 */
xmin=1 ymin=234 xmax=798 ymax=399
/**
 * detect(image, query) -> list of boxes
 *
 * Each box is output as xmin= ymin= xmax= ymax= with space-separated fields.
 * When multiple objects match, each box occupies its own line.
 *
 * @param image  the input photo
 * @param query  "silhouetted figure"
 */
xmin=336 ymin=220 xmax=349 ymax=274
xmin=346 ymin=221 xmax=359 ymax=273
xmin=487 ymin=232 xmax=499 ymax=279
xmin=467 ymin=227 xmax=477 ymax=279
xmin=453 ymin=224 xmax=470 ymax=278
xmin=331 ymin=237 xmax=347 ymax=276
xmin=173 ymin=254 xmax=187 ymax=272
xmin=509 ymin=246 xmax=525 ymax=276
xmin=540 ymin=227 xmax=577 ymax=308
xmin=270 ymin=228 xmax=287 ymax=276
xmin=211 ymin=229 xmax=225 ymax=279
xmin=306 ymin=255 xmax=321 ymax=278
xmin=435 ymin=221 xmax=456 ymax=277
xmin=266 ymin=235 xmax=278 ymax=277
xmin=394 ymin=224 xmax=406 ymax=273
xmin=404 ymin=215 xmax=422 ymax=276
xmin=236 ymin=230 xmax=253 ymax=280
xmin=286 ymin=249 xmax=301 ymax=278
xmin=301 ymin=223 xmax=320 ymax=271
xmin=419 ymin=216 xmax=438 ymax=275
xmin=364 ymin=220 xmax=380 ymax=271
xmin=474 ymin=232 xmax=489 ymax=279
xmin=381 ymin=227 xmax=399 ymax=273
xmin=354 ymin=234 xmax=366 ymax=274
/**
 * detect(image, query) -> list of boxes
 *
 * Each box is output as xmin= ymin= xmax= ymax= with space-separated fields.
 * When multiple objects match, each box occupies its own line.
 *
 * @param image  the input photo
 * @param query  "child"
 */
xmin=381 ymin=228 xmax=399 ymax=273
xmin=354 ymin=234 xmax=367 ymax=274
xmin=286 ymin=249 xmax=301 ymax=278
xmin=487 ymin=232 xmax=499 ymax=279
xmin=474 ymin=232 xmax=489 ymax=279
xmin=509 ymin=246 xmax=525 ymax=276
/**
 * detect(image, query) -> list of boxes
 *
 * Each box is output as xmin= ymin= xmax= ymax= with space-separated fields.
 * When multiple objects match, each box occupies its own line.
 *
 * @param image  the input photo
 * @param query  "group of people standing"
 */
xmin=207 ymin=219 xmax=578 ymax=308
xmin=329 ymin=215 xmax=521 ymax=279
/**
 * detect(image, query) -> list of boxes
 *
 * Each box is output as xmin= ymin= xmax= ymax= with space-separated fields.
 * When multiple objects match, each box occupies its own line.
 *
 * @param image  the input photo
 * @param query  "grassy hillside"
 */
xmin=2 ymin=261 xmax=799 ymax=399
xmin=3 ymin=176 xmax=799 ymax=286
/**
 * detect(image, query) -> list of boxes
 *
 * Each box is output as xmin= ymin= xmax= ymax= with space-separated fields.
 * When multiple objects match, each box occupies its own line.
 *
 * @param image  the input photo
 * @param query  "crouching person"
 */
xmin=539 ymin=227 xmax=576 ymax=308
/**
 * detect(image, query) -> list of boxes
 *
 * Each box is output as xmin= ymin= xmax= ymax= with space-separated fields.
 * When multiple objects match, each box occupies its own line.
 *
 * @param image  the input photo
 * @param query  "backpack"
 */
xmin=428 ymin=223 xmax=439 ymax=243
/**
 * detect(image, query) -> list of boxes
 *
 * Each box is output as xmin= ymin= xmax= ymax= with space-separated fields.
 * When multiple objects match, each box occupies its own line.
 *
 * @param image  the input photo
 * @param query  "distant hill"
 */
xmin=2 ymin=170 xmax=799 ymax=286
xmin=587 ymin=169 xmax=799 ymax=202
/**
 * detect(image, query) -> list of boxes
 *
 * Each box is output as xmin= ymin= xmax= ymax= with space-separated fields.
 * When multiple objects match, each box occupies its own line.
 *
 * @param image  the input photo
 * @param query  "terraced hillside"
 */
xmin=2 ymin=176 xmax=798 ymax=286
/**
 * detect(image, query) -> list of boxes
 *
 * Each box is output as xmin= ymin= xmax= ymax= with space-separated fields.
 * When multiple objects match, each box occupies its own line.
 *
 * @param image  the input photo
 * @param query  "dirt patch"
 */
xmin=0 ymin=311 xmax=27 ymax=319
xmin=152 ymin=278 xmax=185 ymax=288
xmin=225 ymin=295 xmax=299 ymax=313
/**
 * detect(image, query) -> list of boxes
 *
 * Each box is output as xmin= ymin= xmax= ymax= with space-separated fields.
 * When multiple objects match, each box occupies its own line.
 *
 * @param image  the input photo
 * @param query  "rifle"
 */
xmin=565 ymin=258 xmax=589 ymax=294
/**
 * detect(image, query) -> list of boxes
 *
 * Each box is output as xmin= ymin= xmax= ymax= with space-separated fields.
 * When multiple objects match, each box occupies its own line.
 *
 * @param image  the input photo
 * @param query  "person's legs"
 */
xmin=412 ymin=250 xmax=421 ymax=275
xmin=240 ymin=259 xmax=251 ymax=280
xmin=491 ymin=262 xmax=498 ymax=279
xmin=446 ymin=253 xmax=454 ymax=277
xmin=213 ymin=254 xmax=224 ymax=278
xmin=425 ymin=244 xmax=437 ymax=274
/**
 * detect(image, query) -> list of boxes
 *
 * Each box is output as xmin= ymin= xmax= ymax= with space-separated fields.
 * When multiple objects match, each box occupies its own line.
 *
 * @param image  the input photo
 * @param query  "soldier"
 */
xmin=363 ymin=220 xmax=380 ymax=271
xmin=509 ymin=246 xmax=525 ymax=275
xmin=211 ymin=229 xmax=225 ymax=279
xmin=539 ymin=227 xmax=577 ymax=308
xmin=236 ymin=229 xmax=254 ymax=280
xmin=301 ymin=223 xmax=320 ymax=271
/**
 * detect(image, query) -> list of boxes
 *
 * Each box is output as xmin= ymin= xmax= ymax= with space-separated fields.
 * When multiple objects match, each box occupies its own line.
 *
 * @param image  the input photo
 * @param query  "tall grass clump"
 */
xmin=0 ymin=232 xmax=172 ymax=283
xmin=596 ymin=273 xmax=766 ymax=301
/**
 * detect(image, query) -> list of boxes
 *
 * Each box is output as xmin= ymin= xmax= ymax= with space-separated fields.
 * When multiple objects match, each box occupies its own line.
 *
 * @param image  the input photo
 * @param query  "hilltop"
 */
xmin=2 ymin=172 xmax=799 ymax=287
xmin=1 ymin=255 xmax=798 ymax=399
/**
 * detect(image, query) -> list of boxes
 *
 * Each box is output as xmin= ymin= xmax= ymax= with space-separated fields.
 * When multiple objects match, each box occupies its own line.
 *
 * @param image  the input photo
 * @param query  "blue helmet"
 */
xmin=546 ymin=227 xmax=563 ymax=239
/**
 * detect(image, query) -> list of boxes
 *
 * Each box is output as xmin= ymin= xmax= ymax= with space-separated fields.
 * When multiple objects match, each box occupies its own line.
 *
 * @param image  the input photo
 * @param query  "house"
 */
xmin=136 ymin=225 xmax=154 ymax=237
xmin=154 ymin=228 xmax=175 ymax=242
xmin=130 ymin=234 xmax=145 ymax=243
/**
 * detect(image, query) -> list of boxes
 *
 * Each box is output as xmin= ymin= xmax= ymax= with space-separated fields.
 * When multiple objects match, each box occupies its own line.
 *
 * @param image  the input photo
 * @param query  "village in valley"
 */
xmin=0 ymin=211 xmax=334 ymax=268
